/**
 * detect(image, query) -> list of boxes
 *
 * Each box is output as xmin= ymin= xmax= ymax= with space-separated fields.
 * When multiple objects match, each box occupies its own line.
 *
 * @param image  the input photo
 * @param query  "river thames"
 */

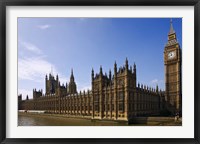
xmin=18 ymin=113 xmax=129 ymax=126
xmin=18 ymin=113 xmax=181 ymax=126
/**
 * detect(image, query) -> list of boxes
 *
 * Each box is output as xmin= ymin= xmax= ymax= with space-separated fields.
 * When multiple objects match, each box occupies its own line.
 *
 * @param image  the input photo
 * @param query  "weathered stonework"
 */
xmin=164 ymin=19 xmax=182 ymax=115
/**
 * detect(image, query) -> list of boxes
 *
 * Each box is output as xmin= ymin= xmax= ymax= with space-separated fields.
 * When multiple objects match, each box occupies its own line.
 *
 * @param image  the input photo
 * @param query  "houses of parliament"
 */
xmin=18 ymin=20 xmax=182 ymax=121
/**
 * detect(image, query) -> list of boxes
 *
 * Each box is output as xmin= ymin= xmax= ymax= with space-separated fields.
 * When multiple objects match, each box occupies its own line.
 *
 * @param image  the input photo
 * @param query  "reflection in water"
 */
xmin=18 ymin=114 xmax=128 ymax=126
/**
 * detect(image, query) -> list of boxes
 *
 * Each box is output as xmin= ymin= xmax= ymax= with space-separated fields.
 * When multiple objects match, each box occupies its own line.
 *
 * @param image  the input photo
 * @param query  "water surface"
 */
xmin=18 ymin=114 xmax=128 ymax=126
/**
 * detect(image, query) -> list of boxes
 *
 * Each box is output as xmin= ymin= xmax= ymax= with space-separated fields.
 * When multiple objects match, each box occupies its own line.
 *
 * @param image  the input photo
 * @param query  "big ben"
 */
xmin=164 ymin=19 xmax=182 ymax=115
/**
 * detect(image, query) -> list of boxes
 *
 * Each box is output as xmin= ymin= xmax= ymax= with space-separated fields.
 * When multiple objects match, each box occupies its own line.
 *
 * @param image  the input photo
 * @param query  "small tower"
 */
xmin=26 ymin=95 xmax=29 ymax=100
xmin=70 ymin=69 xmax=74 ymax=82
xmin=133 ymin=63 xmax=136 ymax=74
xmin=125 ymin=57 xmax=128 ymax=70
xmin=56 ymin=74 xmax=59 ymax=88
xmin=45 ymin=74 xmax=48 ymax=94
xmin=109 ymin=69 xmax=112 ymax=81
xmin=156 ymin=85 xmax=159 ymax=93
xmin=92 ymin=68 xmax=94 ymax=80
xmin=68 ymin=68 xmax=77 ymax=94
xmin=114 ymin=61 xmax=117 ymax=75
xmin=56 ymin=74 xmax=59 ymax=81
xmin=100 ymin=65 xmax=103 ymax=76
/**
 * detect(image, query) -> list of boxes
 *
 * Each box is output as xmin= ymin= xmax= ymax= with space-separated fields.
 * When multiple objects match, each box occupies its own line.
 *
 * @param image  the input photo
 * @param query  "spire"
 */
xmin=109 ymin=69 xmax=112 ymax=80
xmin=100 ymin=65 xmax=103 ymax=75
xmin=166 ymin=19 xmax=177 ymax=47
xmin=156 ymin=84 xmax=159 ymax=92
xmin=56 ymin=74 xmax=59 ymax=85
xmin=56 ymin=74 xmax=58 ymax=80
xmin=91 ymin=68 xmax=94 ymax=80
xmin=125 ymin=57 xmax=128 ymax=69
xmin=71 ymin=68 xmax=73 ymax=76
xmin=133 ymin=63 xmax=136 ymax=74
xmin=169 ymin=19 xmax=175 ymax=35
xmin=114 ymin=61 xmax=117 ymax=74
xmin=70 ymin=68 xmax=74 ymax=82
xmin=26 ymin=95 xmax=29 ymax=100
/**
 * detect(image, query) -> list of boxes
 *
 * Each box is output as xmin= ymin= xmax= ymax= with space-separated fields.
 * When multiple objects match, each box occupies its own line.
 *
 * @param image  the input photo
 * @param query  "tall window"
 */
xmin=95 ymin=95 xmax=98 ymax=101
xmin=119 ymin=92 xmax=124 ymax=100
xmin=107 ymin=104 xmax=110 ymax=111
xmin=112 ymin=104 xmax=114 ymax=111
xmin=95 ymin=104 xmax=99 ymax=111
xmin=119 ymin=103 xmax=124 ymax=111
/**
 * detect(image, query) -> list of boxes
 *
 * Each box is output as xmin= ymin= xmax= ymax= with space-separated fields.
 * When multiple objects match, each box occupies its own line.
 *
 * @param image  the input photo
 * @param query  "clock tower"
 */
xmin=164 ymin=19 xmax=182 ymax=114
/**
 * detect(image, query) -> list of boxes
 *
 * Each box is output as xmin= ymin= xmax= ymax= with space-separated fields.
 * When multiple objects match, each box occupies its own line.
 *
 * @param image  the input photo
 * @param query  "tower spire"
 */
xmin=114 ymin=61 xmax=117 ymax=74
xmin=166 ymin=19 xmax=177 ymax=46
xmin=125 ymin=57 xmax=128 ymax=69
xmin=71 ymin=68 xmax=73 ymax=76
xmin=169 ymin=18 xmax=175 ymax=35
xmin=70 ymin=68 xmax=74 ymax=82
xmin=91 ymin=68 xmax=94 ymax=80
xmin=100 ymin=65 xmax=103 ymax=75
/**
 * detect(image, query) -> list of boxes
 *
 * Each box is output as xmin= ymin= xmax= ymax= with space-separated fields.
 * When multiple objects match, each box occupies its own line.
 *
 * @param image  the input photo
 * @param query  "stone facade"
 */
xmin=18 ymin=59 xmax=165 ymax=121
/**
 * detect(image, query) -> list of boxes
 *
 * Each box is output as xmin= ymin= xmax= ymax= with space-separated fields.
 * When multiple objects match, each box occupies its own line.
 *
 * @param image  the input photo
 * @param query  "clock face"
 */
xmin=168 ymin=51 xmax=176 ymax=59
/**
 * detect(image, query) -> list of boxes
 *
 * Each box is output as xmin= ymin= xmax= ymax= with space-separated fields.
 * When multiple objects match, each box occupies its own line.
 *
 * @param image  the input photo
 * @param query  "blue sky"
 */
xmin=18 ymin=18 xmax=182 ymax=100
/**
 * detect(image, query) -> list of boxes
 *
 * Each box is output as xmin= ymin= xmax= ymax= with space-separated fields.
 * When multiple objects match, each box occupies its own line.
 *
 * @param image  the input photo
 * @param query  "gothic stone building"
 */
xmin=164 ymin=20 xmax=182 ymax=114
xmin=18 ymin=20 xmax=182 ymax=121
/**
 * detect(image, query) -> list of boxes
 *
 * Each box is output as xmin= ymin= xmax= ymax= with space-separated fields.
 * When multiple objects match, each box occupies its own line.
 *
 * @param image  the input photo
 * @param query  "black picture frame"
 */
xmin=0 ymin=0 xmax=199 ymax=144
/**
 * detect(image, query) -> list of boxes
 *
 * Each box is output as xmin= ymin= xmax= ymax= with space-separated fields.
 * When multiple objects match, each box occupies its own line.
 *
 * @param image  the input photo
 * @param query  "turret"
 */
xmin=49 ymin=73 xmax=51 ymax=79
xmin=56 ymin=74 xmax=59 ymax=81
xmin=70 ymin=69 xmax=74 ymax=82
xmin=68 ymin=69 xmax=77 ymax=94
xmin=92 ymin=68 xmax=94 ymax=80
xmin=100 ymin=65 xmax=103 ymax=76
xmin=109 ymin=69 xmax=112 ymax=80
xmin=125 ymin=57 xmax=128 ymax=70
xmin=114 ymin=61 xmax=117 ymax=75
xmin=26 ymin=95 xmax=29 ymax=100
xmin=56 ymin=74 xmax=59 ymax=87
xmin=133 ymin=63 xmax=136 ymax=74
xmin=156 ymin=85 xmax=159 ymax=93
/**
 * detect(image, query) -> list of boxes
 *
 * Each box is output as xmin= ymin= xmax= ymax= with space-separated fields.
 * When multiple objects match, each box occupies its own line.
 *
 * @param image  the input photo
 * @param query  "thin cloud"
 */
xmin=151 ymin=79 xmax=159 ymax=84
xmin=37 ymin=24 xmax=51 ymax=30
xmin=150 ymin=79 xmax=164 ymax=84
xmin=20 ymin=41 xmax=42 ymax=54
xmin=78 ymin=84 xmax=91 ymax=92
xmin=18 ymin=56 xmax=68 ymax=99
xmin=18 ymin=56 xmax=68 ymax=84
